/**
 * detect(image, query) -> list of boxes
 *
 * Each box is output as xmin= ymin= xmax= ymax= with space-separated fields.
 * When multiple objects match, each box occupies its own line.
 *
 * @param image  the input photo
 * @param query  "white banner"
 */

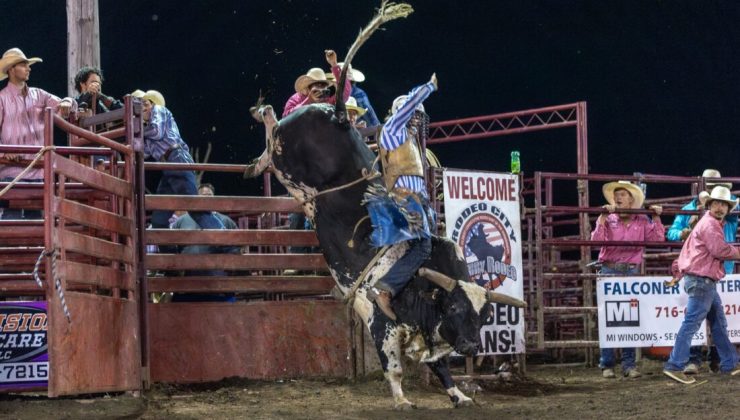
xmin=443 ymin=169 xmax=524 ymax=355
xmin=597 ymin=275 xmax=740 ymax=348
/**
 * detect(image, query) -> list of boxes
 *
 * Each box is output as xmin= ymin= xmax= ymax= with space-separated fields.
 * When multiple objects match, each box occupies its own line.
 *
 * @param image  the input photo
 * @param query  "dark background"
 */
xmin=3 ymin=0 xmax=739 ymax=200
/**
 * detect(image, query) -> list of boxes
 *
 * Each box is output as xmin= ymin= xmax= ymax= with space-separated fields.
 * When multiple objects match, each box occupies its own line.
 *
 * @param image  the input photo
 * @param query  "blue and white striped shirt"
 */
xmin=380 ymin=81 xmax=435 ymax=194
xmin=143 ymin=105 xmax=190 ymax=160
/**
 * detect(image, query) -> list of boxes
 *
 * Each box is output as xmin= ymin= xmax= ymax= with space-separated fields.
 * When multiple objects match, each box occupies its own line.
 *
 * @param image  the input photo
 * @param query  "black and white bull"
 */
xmin=246 ymin=98 xmax=525 ymax=409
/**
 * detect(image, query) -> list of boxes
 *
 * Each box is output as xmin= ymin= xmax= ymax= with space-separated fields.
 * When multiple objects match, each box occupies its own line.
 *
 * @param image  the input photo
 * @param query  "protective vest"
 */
xmin=378 ymin=128 xmax=424 ymax=191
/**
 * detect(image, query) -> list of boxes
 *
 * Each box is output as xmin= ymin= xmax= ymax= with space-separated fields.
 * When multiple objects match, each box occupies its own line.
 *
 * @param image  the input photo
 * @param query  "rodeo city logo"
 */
xmin=450 ymin=202 xmax=518 ymax=289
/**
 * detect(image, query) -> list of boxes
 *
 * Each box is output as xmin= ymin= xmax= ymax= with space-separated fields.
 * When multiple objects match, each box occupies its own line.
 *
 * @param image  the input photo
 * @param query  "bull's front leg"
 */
xmin=426 ymin=358 xmax=474 ymax=408
xmin=370 ymin=321 xmax=415 ymax=410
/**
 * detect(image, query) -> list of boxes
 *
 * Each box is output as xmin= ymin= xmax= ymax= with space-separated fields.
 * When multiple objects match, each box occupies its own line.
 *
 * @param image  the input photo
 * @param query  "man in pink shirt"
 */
xmin=592 ymin=180 xmax=664 ymax=379
xmin=282 ymin=50 xmax=351 ymax=118
xmin=0 ymin=48 xmax=73 ymax=219
xmin=663 ymin=186 xmax=740 ymax=384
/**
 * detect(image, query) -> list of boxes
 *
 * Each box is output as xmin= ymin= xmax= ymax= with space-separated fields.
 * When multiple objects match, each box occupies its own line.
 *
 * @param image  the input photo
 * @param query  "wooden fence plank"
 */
xmin=145 ymin=253 xmax=327 ymax=271
xmin=53 ymin=154 xmax=132 ymax=199
xmin=145 ymin=195 xmax=300 ymax=213
xmin=146 ymin=229 xmax=319 ymax=246
xmin=147 ymin=275 xmax=334 ymax=293
xmin=56 ymin=229 xmax=133 ymax=263
xmin=60 ymin=260 xmax=135 ymax=291
xmin=55 ymin=197 xmax=132 ymax=236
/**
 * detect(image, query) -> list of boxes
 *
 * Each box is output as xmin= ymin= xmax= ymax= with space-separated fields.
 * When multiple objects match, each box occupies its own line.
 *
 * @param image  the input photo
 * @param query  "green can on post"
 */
xmin=510 ymin=151 xmax=521 ymax=174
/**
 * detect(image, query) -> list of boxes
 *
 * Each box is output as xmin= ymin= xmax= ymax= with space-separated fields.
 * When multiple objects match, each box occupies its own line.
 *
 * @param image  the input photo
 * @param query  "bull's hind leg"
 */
xmin=369 ymin=321 xmax=416 ymax=410
xmin=426 ymin=358 xmax=474 ymax=408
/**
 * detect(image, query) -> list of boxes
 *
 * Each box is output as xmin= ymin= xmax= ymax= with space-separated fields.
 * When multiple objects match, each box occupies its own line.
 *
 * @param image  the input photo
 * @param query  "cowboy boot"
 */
xmin=369 ymin=288 xmax=397 ymax=321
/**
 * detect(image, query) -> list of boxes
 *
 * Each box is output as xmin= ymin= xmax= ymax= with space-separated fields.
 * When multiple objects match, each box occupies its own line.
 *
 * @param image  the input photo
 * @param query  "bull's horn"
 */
xmin=418 ymin=267 xmax=456 ymax=292
xmin=487 ymin=291 xmax=527 ymax=308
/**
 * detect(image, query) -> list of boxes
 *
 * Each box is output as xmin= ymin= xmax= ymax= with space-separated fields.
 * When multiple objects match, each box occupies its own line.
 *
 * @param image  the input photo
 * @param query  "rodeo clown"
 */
xmin=364 ymin=73 xmax=438 ymax=320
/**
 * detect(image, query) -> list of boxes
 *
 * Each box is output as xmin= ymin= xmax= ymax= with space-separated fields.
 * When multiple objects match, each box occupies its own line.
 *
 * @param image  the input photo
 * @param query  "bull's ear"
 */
xmin=487 ymin=291 xmax=527 ymax=308
xmin=417 ymin=267 xmax=456 ymax=292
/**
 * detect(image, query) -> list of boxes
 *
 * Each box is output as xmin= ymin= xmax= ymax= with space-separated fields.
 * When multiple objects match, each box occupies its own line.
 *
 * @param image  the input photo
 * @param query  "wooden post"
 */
xmin=66 ymin=0 xmax=100 ymax=97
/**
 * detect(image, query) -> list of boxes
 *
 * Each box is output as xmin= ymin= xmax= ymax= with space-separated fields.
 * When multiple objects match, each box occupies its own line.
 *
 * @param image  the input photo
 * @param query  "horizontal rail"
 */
xmin=60 ymin=261 xmax=136 ymax=291
xmin=147 ymin=275 xmax=335 ymax=293
xmin=55 ymin=197 xmax=132 ymax=236
xmin=542 ymin=341 xmax=599 ymax=348
xmin=146 ymin=229 xmax=319 ymax=246
xmin=56 ymin=229 xmax=134 ymax=264
xmin=542 ymin=307 xmax=597 ymax=313
xmin=78 ymin=108 xmax=125 ymax=127
xmin=145 ymin=253 xmax=327 ymax=271
xmin=145 ymin=195 xmax=300 ymax=213
xmin=0 ymin=144 xmax=114 ymax=156
xmin=54 ymin=154 xmax=132 ymax=199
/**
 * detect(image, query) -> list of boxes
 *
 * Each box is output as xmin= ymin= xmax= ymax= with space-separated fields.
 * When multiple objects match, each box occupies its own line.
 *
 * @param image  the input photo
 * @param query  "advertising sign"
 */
xmin=0 ymin=301 xmax=48 ymax=390
xmin=443 ymin=169 xmax=524 ymax=354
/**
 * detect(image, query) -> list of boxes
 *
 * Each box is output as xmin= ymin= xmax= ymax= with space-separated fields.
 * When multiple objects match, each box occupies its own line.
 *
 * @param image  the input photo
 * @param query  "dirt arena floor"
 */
xmin=1 ymin=359 xmax=737 ymax=420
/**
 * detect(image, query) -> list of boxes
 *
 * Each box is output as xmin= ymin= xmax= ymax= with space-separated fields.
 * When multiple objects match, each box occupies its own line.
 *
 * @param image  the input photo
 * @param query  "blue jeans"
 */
xmin=376 ymin=237 xmax=432 ymax=297
xmin=599 ymin=264 xmax=639 ymax=371
xmin=0 ymin=178 xmax=42 ymax=220
xmin=150 ymin=149 xmax=224 ymax=230
xmin=664 ymin=275 xmax=739 ymax=373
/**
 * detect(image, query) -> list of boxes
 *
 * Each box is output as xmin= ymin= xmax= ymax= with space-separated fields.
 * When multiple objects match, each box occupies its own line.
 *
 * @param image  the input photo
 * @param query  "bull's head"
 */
xmin=418 ymin=267 xmax=526 ymax=356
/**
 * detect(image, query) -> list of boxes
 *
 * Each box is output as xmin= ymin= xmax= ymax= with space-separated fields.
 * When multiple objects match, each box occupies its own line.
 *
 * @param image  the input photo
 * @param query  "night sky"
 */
xmin=3 ymin=1 xmax=740 ymax=201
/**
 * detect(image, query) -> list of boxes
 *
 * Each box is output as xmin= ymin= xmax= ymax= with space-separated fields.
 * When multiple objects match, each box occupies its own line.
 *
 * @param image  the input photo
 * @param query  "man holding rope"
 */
xmin=0 ymin=48 xmax=74 ymax=219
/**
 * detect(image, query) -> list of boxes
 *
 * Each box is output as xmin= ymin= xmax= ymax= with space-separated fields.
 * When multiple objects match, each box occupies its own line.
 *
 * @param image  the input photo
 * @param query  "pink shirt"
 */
xmin=677 ymin=213 xmax=740 ymax=281
xmin=282 ymin=64 xmax=352 ymax=118
xmin=591 ymin=213 xmax=665 ymax=264
xmin=0 ymin=83 xmax=65 ymax=180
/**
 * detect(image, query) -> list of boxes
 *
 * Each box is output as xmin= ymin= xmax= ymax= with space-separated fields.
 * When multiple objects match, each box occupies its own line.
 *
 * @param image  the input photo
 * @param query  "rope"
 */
xmin=297 ymin=156 xmax=382 ymax=207
xmin=343 ymin=245 xmax=390 ymax=306
xmin=0 ymin=145 xmax=56 ymax=199
xmin=32 ymin=248 xmax=72 ymax=323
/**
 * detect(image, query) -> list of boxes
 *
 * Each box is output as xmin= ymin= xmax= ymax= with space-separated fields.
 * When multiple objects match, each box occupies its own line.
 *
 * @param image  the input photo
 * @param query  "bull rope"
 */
xmin=0 ymin=145 xmax=56 ymax=199
xmin=33 ymin=248 xmax=72 ymax=323
xmin=297 ymin=156 xmax=382 ymax=207
xmin=343 ymin=244 xmax=390 ymax=306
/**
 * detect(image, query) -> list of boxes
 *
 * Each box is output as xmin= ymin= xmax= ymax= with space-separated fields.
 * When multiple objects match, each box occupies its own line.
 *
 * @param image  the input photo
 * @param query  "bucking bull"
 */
xmin=244 ymin=95 xmax=526 ymax=409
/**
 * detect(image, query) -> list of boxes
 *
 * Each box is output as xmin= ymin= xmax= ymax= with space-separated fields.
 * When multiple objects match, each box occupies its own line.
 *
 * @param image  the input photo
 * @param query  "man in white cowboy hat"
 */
xmin=592 ymin=180 xmax=665 ymax=379
xmin=132 ymin=88 xmax=225 ymax=233
xmin=666 ymin=168 xmax=737 ymax=374
xmin=0 ymin=47 xmax=74 ymax=219
xmin=364 ymin=73 xmax=438 ymax=320
xmin=345 ymin=96 xmax=367 ymax=127
xmin=325 ymin=62 xmax=380 ymax=128
xmin=663 ymin=185 xmax=740 ymax=384
xmin=282 ymin=50 xmax=351 ymax=118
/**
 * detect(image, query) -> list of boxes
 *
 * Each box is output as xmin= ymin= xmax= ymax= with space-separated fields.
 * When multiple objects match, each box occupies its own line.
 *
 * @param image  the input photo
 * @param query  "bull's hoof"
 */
xmin=393 ymin=400 xmax=417 ymax=410
xmin=453 ymin=397 xmax=475 ymax=408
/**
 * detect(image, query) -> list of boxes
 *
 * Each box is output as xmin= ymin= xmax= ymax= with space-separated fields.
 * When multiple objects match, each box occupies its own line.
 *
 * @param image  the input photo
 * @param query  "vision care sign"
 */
xmin=597 ymin=275 xmax=740 ymax=348
xmin=443 ymin=170 xmax=524 ymax=355
xmin=0 ymin=301 xmax=48 ymax=390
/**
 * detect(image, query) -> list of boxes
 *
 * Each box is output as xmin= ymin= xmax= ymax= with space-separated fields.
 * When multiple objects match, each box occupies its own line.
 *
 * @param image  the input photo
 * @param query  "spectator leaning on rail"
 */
xmin=282 ymin=50 xmax=351 ymax=118
xmin=0 ymin=48 xmax=74 ymax=220
xmin=666 ymin=168 xmax=736 ymax=374
xmin=663 ymin=186 xmax=740 ymax=384
xmin=591 ymin=180 xmax=665 ymax=379
xmin=133 ymin=89 xmax=225 ymax=231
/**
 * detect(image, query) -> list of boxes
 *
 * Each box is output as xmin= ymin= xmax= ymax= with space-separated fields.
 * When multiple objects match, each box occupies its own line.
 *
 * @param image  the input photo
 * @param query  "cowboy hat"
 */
xmin=294 ymin=68 xmax=332 ymax=94
xmin=0 ymin=48 xmax=42 ymax=81
xmin=699 ymin=185 xmax=738 ymax=211
xmin=701 ymin=168 xmax=732 ymax=189
xmin=345 ymin=96 xmax=366 ymax=117
xmin=143 ymin=90 xmax=166 ymax=107
xmin=131 ymin=89 xmax=146 ymax=98
xmin=602 ymin=181 xmax=645 ymax=209
xmin=391 ymin=95 xmax=425 ymax=115
xmin=324 ymin=62 xmax=365 ymax=83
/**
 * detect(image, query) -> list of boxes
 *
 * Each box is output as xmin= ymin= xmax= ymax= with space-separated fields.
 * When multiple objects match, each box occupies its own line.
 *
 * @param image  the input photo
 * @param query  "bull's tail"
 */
xmin=335 ymin=1 xmax=414 ymax=123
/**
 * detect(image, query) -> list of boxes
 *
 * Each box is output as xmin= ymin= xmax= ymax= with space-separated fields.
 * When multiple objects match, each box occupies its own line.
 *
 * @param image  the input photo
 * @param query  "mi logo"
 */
xmin=605 ymin=299 xmax=640 ymax=327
